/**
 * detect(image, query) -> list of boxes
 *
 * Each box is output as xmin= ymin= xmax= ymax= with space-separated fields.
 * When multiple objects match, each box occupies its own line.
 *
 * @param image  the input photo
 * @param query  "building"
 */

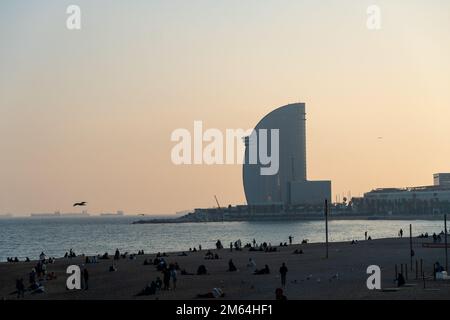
xmin=434 ymin=173 xmax=450 ymax=188
xmin=351 ymin=173 xmax=450 ymax=215
xmin=363 ymin=186 xmax=450 ymax=202
xmin=242 ymin=103 xmax=331 ymax=206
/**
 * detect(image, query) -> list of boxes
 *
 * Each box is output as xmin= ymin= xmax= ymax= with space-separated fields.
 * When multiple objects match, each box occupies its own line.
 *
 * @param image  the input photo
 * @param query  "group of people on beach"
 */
xmin=13 ymin=252 xmax=56 ymax=298
xmin=6 ymin=257 xmax=29 ymax=263
xmin=138 ymin=255 xmax=179 ymax=296
xmin=9 ymin=235 xmax=298 ymax=299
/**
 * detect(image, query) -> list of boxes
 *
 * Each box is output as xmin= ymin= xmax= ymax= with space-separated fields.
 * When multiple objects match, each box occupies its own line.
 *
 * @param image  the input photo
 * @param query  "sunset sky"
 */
xmin=1 ymin=0 xmax=450 ymax=215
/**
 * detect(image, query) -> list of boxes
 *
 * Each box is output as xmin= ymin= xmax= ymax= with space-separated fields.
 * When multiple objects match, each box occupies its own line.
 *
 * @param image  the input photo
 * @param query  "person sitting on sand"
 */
xmin=228 ymin=259 xmax=237 ymax=272
xmin=216 ymin=240 xmax=223 ymax=250
xmin=29 ymin=268 xmax=36 ymax=285
xmin=46 ymin=272 xmax=57 ymax=280
xmin=109 ymin=263 xmax=117 ymax=272
xmin=155 ymin=277 xmax=162 ymax=289
xmin=197 ymin=287 xmax=225 ymax=299
xmin=293 ymin=249 xmax=303 ymax=254
xmin=435 ymin=262 xmax=445 ymax=273
xmin=181 ymin=269 xmax=194 ymax=275
xmin=197 ymin=265 xmax=208 ymax=275
xmin=157 ymin=259 xmax=167 ymax=271
xmin=275 ymin=288 xmax=287 ymax=300
xmin=247 ymin=258 xmax=256 ymax=269
xmin=253 ymin=265 xmax=270 ymax=275
xmin=25 ymin=257 xmax=30 ymax=262
xmin=114 ymin=249 xmax=120 ymax=260
xmin=29 ymin=281 xmax=45 ymax=294
xmin=205 ymin=250 xmax=214 ymax=259
xmin=301 ymin=239 xmax=308 ymax=244
xmin=136 ymin=281 xmax=157 ymax=296
xmin=214 ymin=253 xmax=220 ymax=260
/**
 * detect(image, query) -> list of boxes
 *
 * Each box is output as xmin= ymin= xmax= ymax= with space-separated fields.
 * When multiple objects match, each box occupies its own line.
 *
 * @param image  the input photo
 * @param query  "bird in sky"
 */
xmin=73 ymin=202 xmax=87 ymax=207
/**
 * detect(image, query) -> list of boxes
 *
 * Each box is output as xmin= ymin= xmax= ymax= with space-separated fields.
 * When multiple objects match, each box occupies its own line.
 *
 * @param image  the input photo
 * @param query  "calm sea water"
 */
xmin=0 ymin=216 xmax=447 ymax=261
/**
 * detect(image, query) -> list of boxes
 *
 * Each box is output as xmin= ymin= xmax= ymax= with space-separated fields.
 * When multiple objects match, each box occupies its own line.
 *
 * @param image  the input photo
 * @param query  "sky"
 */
xmin=1 ymin=0 xmax=450 ymax=215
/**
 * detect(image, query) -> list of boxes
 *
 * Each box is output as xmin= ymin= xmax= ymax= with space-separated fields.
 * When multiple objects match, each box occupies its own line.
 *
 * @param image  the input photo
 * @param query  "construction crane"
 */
xmin=214 ymin=195 xmax=222 ymax=210
xmin=214 ymin=195 xmax=225 ymax=222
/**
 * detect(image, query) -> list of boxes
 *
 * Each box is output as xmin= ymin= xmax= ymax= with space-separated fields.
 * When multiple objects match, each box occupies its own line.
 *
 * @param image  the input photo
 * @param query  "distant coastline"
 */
xmin=133 ymin=212 xmax=446 ymax=224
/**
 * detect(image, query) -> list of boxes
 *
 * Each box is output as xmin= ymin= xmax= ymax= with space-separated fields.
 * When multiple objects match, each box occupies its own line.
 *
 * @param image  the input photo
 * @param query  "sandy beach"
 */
xmin=1 ymin=237 xmax=449 ymax=300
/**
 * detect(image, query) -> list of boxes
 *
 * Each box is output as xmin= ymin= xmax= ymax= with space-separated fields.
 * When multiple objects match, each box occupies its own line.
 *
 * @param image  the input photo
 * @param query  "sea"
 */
xmin=0 ymin=216 xmax=447 ymax=262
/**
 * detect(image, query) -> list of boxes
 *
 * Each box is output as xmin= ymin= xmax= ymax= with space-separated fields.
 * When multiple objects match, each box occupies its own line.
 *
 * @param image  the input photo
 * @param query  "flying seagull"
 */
xmin=73 ymin=202 xmax=87 ymax=207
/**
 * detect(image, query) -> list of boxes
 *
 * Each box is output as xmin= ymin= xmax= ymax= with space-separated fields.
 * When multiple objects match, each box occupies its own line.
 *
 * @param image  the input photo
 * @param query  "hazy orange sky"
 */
xmin=1 ymin=0 xmax=449 ymax=215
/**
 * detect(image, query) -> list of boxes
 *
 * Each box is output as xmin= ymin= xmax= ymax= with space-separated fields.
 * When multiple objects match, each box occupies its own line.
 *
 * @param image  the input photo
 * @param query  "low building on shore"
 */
xmin=351 ymin=173 xmax=450 ymax=216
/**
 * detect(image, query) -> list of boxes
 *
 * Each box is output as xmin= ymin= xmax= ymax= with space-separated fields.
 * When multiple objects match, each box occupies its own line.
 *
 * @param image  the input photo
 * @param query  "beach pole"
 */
xmin=433 ymin=263 xmax=436 ymax=281
xmin=415 ymin=260 xmax=418 ymax=280
xmin=420 ymin=258 xmax=423 ymax=275
xmin=325 ymin=199 xmax=329 ymax=259
xmin=445 ymin=214 xmax=448 ymax=272
xmin=409 ymin=224 xmax=413 ymax=271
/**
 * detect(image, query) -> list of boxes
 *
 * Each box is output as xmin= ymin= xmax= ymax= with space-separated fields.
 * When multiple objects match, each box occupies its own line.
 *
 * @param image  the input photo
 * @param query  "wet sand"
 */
xmin=1 ymin=237 xmax=449 ymax=300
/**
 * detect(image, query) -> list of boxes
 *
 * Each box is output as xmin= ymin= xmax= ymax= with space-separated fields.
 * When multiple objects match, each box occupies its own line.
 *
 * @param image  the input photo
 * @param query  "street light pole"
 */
xmin=325 ymin=199 xmax=329 ymax=259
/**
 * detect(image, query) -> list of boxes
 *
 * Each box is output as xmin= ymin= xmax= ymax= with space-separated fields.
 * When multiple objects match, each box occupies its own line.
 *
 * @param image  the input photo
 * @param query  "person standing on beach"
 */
xmin=399 ymin=229 xmax=403 ymax=238
xmin=16 ymin=278 xmax=25 ymax=299
xmin=83 ymin=268 xmax=89 ymax=290
xmin=365 ymin=231 xmax=368 ymax=240
xmin=288 ymin=236 xmax=293 ymax=245
xmin=163 ymin=268 xmax=171 ymax=290
xmin=279 ymin=263 xmax=288 ymax=288
xmin=170 ymin=267 xmax=177 ymax=290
